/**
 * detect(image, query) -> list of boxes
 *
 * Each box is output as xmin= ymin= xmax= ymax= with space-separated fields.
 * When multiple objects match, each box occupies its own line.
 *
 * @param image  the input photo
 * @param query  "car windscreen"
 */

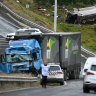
xmin=91 ymin=65 xmax=96 ymax=71
xmin=49 ymin=66 xmax=60 ymax=71
xmin=6 ymin=54 xmax=33 ymax=63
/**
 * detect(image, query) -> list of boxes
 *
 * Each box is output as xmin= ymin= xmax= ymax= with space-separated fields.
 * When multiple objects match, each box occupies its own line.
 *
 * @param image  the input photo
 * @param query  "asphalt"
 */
xmin=0 ymin=80 xmax=96 ymax=96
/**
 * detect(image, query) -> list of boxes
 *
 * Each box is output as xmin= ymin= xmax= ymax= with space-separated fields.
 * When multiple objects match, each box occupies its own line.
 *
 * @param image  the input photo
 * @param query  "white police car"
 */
xmin=47 ymin=63 xmax=64 ymax=85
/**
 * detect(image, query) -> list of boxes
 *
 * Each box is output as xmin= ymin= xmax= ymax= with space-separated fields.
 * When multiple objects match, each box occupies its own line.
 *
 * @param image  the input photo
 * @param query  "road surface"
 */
xmin=0 ymin=5 xmax=24 ymax=37
xmin=0 ymin=9 xmax=17 ymax=37
xmin=0 ymin=80 xmax=96 ymax=96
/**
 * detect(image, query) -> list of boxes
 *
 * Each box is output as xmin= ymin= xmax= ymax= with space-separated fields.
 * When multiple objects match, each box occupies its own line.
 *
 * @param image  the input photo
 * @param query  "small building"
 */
xmin=65 ymin=6 xmax=96 ymax=24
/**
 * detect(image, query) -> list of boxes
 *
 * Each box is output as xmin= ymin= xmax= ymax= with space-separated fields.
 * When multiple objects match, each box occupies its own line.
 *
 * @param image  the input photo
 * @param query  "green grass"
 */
xmin=47 ymin=82 xmax=60 ymax=86
xmin=3 ymin=0 xmax=96 ymax=52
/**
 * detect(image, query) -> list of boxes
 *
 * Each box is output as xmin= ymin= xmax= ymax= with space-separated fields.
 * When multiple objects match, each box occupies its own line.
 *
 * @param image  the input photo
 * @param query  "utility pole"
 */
xmin=54 ymin=0 xmax=57 ymax=32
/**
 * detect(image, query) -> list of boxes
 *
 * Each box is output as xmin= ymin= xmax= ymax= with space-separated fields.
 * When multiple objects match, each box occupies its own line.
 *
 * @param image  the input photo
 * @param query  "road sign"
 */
xmin=26 ymin=4 xmax=29 ymax=9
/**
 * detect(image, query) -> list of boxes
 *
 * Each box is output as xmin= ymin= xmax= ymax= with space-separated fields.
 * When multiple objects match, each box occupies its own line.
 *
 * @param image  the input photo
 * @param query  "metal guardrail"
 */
xmin=0 ymin=2 xmax=54 ymax=33
xmin=0 ymin=76 xmax=37 ymax=82
xmin=81 ymin=46 xmax=96 ymax=59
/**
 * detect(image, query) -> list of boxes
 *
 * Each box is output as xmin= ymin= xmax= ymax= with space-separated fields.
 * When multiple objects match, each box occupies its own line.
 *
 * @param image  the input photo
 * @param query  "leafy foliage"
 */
xmin=35 ymin=0 xmax=96 ymax=6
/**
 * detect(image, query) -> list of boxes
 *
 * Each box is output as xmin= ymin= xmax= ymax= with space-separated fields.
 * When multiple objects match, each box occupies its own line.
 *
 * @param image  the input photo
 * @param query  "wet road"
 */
xmin=0 ymin=6 xmax=22 ymax=37
xmin=0 ymin=6 xmax=22 ymax=53
xmin=0 ymin=14 xmax=17 ymax=37
xmin=0 ymin=80 xmax=96 ymax=96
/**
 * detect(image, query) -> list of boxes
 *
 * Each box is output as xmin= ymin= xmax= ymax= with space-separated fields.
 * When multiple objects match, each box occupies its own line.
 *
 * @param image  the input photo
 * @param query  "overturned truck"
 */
xmin=65 ymin=6 xmax=96 ymax=24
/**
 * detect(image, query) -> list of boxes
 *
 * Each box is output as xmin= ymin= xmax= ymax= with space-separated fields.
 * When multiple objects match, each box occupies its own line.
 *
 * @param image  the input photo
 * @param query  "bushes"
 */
xmin=35 ymin=0 xmax=96 ymax=7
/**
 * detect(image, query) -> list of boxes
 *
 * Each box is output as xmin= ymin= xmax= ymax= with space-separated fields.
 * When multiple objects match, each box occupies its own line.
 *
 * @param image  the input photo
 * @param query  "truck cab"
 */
xmin=0 ymin=39 xmax=43 ymax=73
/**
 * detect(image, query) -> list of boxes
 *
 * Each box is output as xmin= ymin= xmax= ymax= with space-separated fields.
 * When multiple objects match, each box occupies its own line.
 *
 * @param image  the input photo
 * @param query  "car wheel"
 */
xmin=60 ymin=81 xmax=64 ymax=85
xmin=83 ymin=85 xmax=90 ymax=93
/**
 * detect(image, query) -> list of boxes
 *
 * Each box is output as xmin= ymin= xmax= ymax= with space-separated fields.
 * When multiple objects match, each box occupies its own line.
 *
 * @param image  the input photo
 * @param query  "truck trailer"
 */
xmin=41 ymin=33 xmax=81 ymax=79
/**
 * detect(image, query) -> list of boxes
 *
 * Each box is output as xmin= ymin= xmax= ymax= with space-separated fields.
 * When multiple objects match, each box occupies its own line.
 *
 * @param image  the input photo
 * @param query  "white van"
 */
xmin=83 ymin=57 xmax=96 ymax=93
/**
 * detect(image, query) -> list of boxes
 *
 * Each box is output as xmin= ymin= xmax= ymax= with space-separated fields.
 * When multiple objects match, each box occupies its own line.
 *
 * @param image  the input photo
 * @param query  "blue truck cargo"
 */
xmin=0 ymin=39 xmax=43 ymax=73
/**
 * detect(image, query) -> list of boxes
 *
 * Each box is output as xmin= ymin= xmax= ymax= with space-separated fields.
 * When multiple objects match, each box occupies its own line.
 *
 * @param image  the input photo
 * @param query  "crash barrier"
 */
xmin=0 ymin=76 xmax=37 ymax=82
xmin=81 ymin=46 xmax=96 ymax=59
xmin=0 ymin=2 xmax=54 ymax=33
xmin=0 ymin=76 xmax=38 ymax=91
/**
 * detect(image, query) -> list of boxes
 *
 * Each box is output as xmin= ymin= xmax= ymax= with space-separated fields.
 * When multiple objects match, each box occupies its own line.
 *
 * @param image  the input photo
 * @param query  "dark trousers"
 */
xmin=42 ymin=75 xmax=47 ymax=88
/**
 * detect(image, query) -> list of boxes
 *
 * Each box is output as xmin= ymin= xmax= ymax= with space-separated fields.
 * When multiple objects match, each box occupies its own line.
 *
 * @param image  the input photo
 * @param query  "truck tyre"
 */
xmin=64 ymin=71 xmax=67 ymax=81
xmin=64 ymin=75 xmax=67 ymax=81
xmin=69 ymin=71 xmax=74 ymax=79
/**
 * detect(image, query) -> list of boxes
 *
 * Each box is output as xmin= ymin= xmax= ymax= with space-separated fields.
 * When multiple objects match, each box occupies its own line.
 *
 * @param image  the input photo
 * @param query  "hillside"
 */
xmin=2 ymin=0 xmax=96 ymax=52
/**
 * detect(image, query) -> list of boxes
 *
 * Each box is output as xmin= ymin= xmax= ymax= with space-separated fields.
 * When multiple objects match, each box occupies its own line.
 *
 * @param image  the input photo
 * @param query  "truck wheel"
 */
xmin=64 ymin=70 xmax=68 ymax=81
xmin=64 ymin=73 xmax=67 ymax=81
xmin=64 ymin=76 xmax=67 ymax=81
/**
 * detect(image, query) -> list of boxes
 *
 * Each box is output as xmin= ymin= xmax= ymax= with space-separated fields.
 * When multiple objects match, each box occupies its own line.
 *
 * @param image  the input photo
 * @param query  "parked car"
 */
xmin=83 ymin=57 xmax=96 ymax=93
xmin=47 ymin=64 xmax=64 ymax=85
xmin=6 ymin=28 xmax=42 ymax=40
